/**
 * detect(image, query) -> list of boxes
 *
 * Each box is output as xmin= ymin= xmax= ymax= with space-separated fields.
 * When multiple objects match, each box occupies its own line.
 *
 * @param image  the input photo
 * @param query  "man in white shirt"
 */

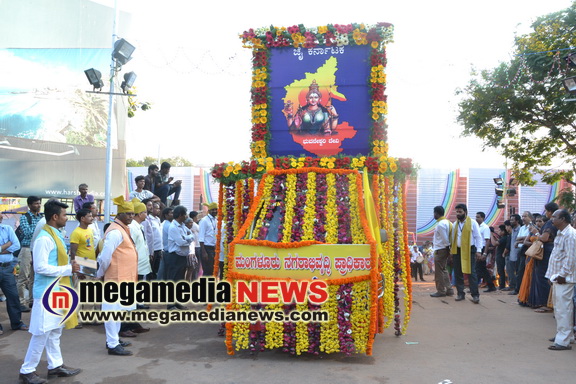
xmin=514 ymin=211 xmax=533 ymax=295
xmin=430 ymin=206 xmax=454 ymax=297
xmin=450 ymin=204 xmax=484 ymax=304
xmin=148 ymin=202 xmax=164 ymax=278
xmin=166 ymin=205 xmax=194 ymax=309
xmin=129 ymin=200 xmax=152 ymax=280
xmin=199 ymin=203 xmax=218 ymax=277
xmin=476 ymin=212 xmax=496 ymax=293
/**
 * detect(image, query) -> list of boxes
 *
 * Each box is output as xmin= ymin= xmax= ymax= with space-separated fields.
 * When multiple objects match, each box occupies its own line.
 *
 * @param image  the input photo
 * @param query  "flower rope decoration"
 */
xmin=320 ymin=284 xmax=340 ymax=353
xmin=336 ymin=174 xmax=352 ymax=244
xmin=307 ymin=303 xmax=321 ymax=355
xmin=281 ymin=173 xmax=297 ymax=242
xmin=325 ymin=173 xmax=338 ymax=244
xmin=400 ymin=181 xmax=412 ymax=334
xmin=348 ymin=173 xmax=367 ymax=244
xmin=313 ymin=173 xmax=327 ymax=242
xmin=265 ymin=303 xmax=284 ymax=349
xmin=381 ymin=175 xmax=395 ymax=329
xmin=290 ymin=172 xmax=308 ymax=242
xmin=282 ymin=303 xmax=297 ymax=354
xmin=351 ymin=280 xmax=371 ymax=354
xmin=295 ymin=302 xmax=310 ymax=355
xmin=251 ymin=174 xmax=273 ymax=239
xmin=337 ymin=283 xmax=355 ymax=356
xmin=301 ymin=172 xmax=317 ymax=241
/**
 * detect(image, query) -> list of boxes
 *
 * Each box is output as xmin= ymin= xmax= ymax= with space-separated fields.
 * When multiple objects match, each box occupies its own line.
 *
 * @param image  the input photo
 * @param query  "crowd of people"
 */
xmin=0 ymin=169 xmax=219 ymax=383
xmin=425 ymin=203 xmax=576 ymax=352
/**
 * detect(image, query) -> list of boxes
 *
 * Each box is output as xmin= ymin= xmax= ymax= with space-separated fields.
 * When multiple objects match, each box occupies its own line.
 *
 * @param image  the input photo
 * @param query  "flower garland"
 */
xmin=265 ymin=303 xmax=284 ymax=349
xmin=325 ymin=173 xmax=338 ymax=244
xmin=307 ymin=303 xmax=321 ymax=355
xmin=225 ymin=184 xmax=236 ymax=244
xmin=320 ymin=284 xmax=340 ymax=354
xmin=282 ymin=304 xmax=297 ymax=354
xmin=234 ymin=181 xmax=243 ymax=238
xmin=233 ymin=301 xmax=251 ymax=351
xmin=337 ymin=283 xmax=355 ymax=356
xmin=256 ymin=175 xmax=286 ymax=240
xmin=381 ymin=175 xmax=395 ymax=330
xmin=400 ymin=181 xmax=412 ymax=334
xmin=211 ymin=155 xmax=414 ymax=185
xmin=290 ymin=173 xmax=308 ymax=242
xmin=251 ymin=174 xmax=273 ymax=239
xmin=336 ymin=174 xmax=352 ymax=244
xmin=301 ymin=172 xmax=316 ymax=241
xmin=348 ymin=173 xmax=367 ymax=244
xmin=313 ymin=173 xmax=327 ymax=242
xmin=280 ymin=173 xmax=297 ymax=242
xmin=295 ymin=302 xmax=310 ymax=355
xmin=351 ymin=280 xmax=371 ymax=354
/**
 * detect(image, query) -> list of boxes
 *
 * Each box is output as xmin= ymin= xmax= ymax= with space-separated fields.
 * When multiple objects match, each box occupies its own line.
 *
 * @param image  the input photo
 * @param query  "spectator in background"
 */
xmin=515 ymin=211 xmax=534 ymax=296
xmin=73 ymin=184 xmax=94 ymax=213
xmin=530 ymin=202 xmax=559 ymax=312
xmin=154 ymin=162 xmax=182 ymax=207
xmin=129 ymin=176 xmax=160 ymax=203
xmin=184 ymin=218 xmax=198 ymax=281
xmin=476 ymin=212 xmax=496 ymax=292
xmin=546 ymin=209 xmax=576 ymax=351
xmin=82 ymin=202 xmax=101 ymax=251
xmin=430 ymin=206 xmax=453 ymax=297
xmin=199 ymin=203 xmax=218 ymax=277
xmin=506 ymin=214 xmax=522 ymax=295
xmin=157 ymin=207 xmax=174 ymax=280
xmin=496 ymin=224 xmax=509 ymax=290
xmin=410 ymin=245 xmax=424 ymax=282
xmin=144 ymin=165 xmax=159 ymax=194
xmin=189 ymin=211 xmax=201 ymax=269
xmin=0 ymin=213 xmax=28 ymax=336
xmin=17 ymin=196 xmax=43 ymax=312
xmin=148 ymin=202 xmax=163 ymax=278
xmin=166 ymin=206 xmax=193 ymax=309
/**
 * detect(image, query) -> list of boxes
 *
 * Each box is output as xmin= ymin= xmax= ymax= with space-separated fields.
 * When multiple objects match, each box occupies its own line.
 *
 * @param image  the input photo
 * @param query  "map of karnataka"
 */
xmin=281 ymin=57 xmax=356 ymax=156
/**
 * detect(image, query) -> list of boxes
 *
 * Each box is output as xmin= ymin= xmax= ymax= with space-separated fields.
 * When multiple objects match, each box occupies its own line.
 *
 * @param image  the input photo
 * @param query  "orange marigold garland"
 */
xmin=400 ymin=180 xmax=412 ymax=333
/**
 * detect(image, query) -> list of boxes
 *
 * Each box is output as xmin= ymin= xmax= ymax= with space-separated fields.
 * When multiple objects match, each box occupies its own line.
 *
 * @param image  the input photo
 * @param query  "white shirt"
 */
xmin=148 ymin=215 xmax=163 ymax=252
xmin=142 ymin=216 xmax=154 ymax=256
xmin=128 ymin=189 xmax=154 ymax=201
xmin=168 ymin=220 xmax=194 ymax=257
xmin=433 ymin=219 xmax=451 ymax=250
xmin=517 ymin=225 xmax=530 ymax=248
xmin=192 ymin=222 xmax=200 ymax=248
xmin=129 ymin=221 xmax=151 ymax=275
xmin=88 ymin=222 xmax=101 ymax=247
xmin=32 ymin=234 xmax=73 ymax=278
xmin=198 ymin=214 xmax=217 ymax=246
xmin=454 ymin=218 xmax=483 ymax=250
xmin=96 ymin=230 xmax=123 ymax=278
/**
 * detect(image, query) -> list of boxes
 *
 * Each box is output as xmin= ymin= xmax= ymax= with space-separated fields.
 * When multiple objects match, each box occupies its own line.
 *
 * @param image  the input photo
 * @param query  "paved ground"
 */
xmin=0 ymin=280 xmax=573 ymax=384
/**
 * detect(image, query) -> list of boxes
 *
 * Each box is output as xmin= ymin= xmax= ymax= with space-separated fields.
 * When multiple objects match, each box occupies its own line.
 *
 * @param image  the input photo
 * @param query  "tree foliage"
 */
xmin=457 ymin=2 xmax=576 ymax=194
xmin=126 ymin=156 xmax=192 ymax=167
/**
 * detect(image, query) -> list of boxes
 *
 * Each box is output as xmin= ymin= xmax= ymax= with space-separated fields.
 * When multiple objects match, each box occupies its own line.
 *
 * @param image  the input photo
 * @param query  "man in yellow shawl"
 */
xmin=20 ymin=200 xmax=81 ymax=384
xmin=450 ymin=203 xmax=484 ymax=304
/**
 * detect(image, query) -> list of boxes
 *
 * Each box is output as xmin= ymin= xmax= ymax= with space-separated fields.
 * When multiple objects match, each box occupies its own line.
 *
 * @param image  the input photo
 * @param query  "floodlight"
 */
xmin=493 ymin=177 xmax=503 ymax=185
xmin=121 ymin=72 xmax=137 ymax=93
xmin=495 ymin=188 xmax=504 ymax=197
xmin=562 ymin=77 xmax=576 ymax=95
xmin=84 ymin=68 xmax=104 ymax=90
xmin=496 ymin=200 xmax=505 ymax=209
xmin=112 ymin=38 xmax=135 ymax=65
xmin=506 ymin=188 xmax=517 ymax=197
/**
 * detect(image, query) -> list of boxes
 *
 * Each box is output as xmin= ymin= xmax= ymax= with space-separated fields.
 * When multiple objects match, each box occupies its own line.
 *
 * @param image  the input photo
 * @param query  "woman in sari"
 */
xmin=529 ymin=203 xmax=558 ymax=311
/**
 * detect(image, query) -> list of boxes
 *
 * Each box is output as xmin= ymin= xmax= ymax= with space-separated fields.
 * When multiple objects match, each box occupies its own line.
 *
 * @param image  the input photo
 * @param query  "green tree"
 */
xmin=126 ymin=156 xmax=192 ymax=167
xmin=457 ymin=2 xmax=576 ymax=207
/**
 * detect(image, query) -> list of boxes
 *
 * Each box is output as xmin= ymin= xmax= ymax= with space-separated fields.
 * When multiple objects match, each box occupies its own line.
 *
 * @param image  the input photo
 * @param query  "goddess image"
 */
xmin=282 ymin=80 xmax=339 ymax=135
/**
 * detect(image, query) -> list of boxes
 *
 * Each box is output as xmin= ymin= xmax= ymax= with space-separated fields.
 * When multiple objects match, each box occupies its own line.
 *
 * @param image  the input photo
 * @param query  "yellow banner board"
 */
xmin=231 ymin=244 xmax=372 ymax=280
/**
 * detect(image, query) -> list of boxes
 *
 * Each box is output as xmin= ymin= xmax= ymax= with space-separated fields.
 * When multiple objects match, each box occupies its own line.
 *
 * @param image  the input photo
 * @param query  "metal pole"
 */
xmin=104 ymin=0 xmax=119 ymax=223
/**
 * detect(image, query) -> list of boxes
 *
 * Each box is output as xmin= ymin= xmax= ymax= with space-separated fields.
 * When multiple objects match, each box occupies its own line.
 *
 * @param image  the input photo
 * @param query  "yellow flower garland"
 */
xmin=382 ymin=175 xmax=395 ymax=328
xmin=251 ymin=174 xmax=273 ymax=239
xmin=395 ymin=181 xmax=411 ymax=334
xmin=301 ymin=172 xmax=317 ymax=241
xmin=295 ymin=303 xmax=309 ymax=355
xmin=281 ymin=173 xmax=297 ymax=242
xmin=351 ymin=280 xmax=371 ymax=354
xmin=325 ymin=173 xmax=338 ymax=244
xmin=347 ymin=173 xmax=367 ymax=244
xmin=265 ymin=303 xmax=284 ymax=349
xmin=320 ymin=284 xmax=340 ymax=353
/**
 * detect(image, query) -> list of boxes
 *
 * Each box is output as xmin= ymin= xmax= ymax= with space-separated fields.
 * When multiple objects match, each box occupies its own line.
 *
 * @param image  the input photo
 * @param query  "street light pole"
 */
xmin=103 ymin=0 xmax=120 ymax=224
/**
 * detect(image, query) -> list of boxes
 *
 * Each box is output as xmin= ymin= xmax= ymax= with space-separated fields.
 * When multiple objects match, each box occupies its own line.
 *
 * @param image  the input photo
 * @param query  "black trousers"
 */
xmin=202 ymin=246 xmax=215 ymax=277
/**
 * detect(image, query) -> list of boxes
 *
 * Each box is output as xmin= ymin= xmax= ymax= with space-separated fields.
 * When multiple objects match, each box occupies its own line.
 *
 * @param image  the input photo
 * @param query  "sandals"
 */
xmin=548 ymin=344 xmax=572 ymax=351
xmin=534 ymin=307 xmax=552 ymax=313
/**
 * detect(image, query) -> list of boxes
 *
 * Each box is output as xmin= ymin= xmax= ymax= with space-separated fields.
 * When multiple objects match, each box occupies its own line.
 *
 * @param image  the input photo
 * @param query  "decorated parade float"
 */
xmin=210 ymin=23 xmax=415 ymax=355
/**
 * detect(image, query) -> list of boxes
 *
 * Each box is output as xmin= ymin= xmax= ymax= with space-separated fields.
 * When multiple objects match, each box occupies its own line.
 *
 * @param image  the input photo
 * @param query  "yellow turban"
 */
xmin=204 ymin=202 xmax=218 ymax=210
xmin=112 ymin=195 xmax=134 ymax=213
xmin=131 ymin=198 xmax=147 ymax=214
